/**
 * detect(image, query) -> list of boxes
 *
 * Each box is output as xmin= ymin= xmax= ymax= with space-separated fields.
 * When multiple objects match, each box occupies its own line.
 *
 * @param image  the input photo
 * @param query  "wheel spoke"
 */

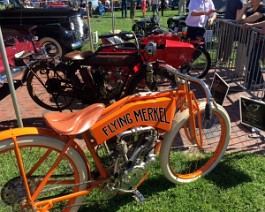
xmin=0 ymin=135 xmax=88 ymax=211
xmin=160 ymin=103 xmax=230 ymax=183
xmin=27 ymin=65 xmax=74 ymax=111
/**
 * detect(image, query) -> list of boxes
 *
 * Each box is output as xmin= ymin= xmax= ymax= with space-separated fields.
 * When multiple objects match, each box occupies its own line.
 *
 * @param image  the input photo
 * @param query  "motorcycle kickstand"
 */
xmin=132 ymin=189 xmax=145 ymax=203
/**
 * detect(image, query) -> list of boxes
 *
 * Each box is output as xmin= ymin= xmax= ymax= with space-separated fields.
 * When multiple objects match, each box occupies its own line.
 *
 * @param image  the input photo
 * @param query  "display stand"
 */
xmin=239 ymin=97 xmax=265 ymax=139
xmin=249 ymin=128 xmax=265 ymax=139
xmin=210 ymin=73 xmax=230 ymax=106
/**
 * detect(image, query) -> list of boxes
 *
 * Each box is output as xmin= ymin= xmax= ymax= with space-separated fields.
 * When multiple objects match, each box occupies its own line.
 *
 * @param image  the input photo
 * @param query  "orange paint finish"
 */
xmin=90 ymin=96 xmax=177 ymax=144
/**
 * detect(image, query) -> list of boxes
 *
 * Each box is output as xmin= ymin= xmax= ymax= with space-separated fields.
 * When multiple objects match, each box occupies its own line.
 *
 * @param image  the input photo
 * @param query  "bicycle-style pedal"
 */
xmin=132 ymin=189 xmax=145 ymax=203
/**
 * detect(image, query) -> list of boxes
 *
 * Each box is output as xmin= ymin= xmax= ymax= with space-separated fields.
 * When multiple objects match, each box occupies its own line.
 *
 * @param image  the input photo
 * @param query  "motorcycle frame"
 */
xmin=100 ymin=32 xmax=197 ymax=69
xmin=0 ymin=82 xmax=203 ymax=211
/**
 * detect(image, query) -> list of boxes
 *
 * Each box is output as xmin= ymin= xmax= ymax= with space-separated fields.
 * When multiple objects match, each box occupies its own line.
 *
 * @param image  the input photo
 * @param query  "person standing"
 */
xmin=185 ymin=0 xmax=216 ymax=41
xmin=178 ymin=0 xmax=186 ymax=15
xmin=224 ymin=0 xmax=244 ymax=20
xmin=142 ymin=0 xmax=147 ymax=17
xmin=146 ymin=0 xmax=151 ymax=11
xmin=237 ymin=0 xmax=265 ymax=22
xmin=218 ymin=0 xmax=243 ymax=62
xmin=121 ymin=0 xmax=127 ymax=18
xmin=238 ymin=0 xmax=265 ymax=89
xmin=161 ymin=0 xmax=166 ymax=16
xmin=151 ymin=0 xmax=159 ymax=15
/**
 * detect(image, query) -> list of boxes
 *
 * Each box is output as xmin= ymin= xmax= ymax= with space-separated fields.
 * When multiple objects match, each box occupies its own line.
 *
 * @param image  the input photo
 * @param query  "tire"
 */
xmin=39 ymin=37 xmax=64 ymax=58
xmin=128 ymin=65 xmax=177 ymax=94
xmin=160 ymin=102 xmax=231 ymax=183
xmin=184 ymin=46 xmax=211 ymax=79
xmin=0 ymin=134 xmax=89 ymax=211
xmin=26 ymin=63 xmax=75 ymax=111
xmin=132 ymin=25 xmax=145 ymax=38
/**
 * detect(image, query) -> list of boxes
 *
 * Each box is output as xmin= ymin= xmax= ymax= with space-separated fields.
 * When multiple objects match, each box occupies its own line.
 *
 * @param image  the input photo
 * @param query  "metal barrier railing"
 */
xmin=207 ymin=19 xmax=265 ymax=100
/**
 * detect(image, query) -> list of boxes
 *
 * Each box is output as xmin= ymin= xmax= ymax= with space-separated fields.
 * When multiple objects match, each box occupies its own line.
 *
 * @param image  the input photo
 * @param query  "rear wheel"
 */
xmin=26 ymin=64 xmax=75 ymax=111
xmin=160 ymin=102 xmax=230 ymax=183
xmin=128 ymin=66 xmax=177 ymax=94
xmin=0 ymin=134 xmax=88 ymax=211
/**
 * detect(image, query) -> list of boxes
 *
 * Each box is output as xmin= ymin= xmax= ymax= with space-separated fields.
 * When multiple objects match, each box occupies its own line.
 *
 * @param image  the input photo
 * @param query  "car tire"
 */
xmin=39 ymin=37 xmax=63 ymax=57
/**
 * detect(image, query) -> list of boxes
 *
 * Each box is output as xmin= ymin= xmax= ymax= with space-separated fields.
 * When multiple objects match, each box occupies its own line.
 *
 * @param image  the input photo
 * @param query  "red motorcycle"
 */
xmin=22 ymin=32 xmax=195 ymax=111
xmin=101 ymin=29 xmax=211 ymax=79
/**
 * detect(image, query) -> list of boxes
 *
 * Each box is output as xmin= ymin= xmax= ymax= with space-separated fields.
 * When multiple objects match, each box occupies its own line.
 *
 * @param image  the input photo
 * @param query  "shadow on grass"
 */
xmin=205 ymin=152 xmax=253 ymax=189
xmin=79 ymin=152 xmax=258 ymax=211
xmin=78 ymin=174 xmax=172 ymax=211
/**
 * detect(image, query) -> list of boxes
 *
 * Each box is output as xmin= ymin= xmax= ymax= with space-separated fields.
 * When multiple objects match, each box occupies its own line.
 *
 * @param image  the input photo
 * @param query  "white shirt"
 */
xmin=185 ymin=0 xmax=215 ymax=28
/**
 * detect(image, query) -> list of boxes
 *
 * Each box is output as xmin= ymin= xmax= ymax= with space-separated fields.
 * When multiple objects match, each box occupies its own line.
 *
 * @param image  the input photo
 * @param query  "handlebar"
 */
xmin=164 ymin=64 xmax=213 ymax=120
xmin=99 ymin=31 xmax=140 ymax=51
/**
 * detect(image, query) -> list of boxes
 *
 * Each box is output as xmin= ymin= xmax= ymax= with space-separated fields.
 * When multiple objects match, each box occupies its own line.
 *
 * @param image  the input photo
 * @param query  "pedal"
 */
xmin=132 ymin=189 xmax=145 ymax=203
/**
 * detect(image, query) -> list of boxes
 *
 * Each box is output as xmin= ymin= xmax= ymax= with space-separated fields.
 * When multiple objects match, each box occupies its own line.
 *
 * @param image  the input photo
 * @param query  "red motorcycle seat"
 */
xmin=43 ymin=103 xmax=105 ymax=135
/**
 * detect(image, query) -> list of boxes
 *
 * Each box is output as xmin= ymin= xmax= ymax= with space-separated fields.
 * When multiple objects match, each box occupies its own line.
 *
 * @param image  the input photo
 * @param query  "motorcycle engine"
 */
xmin=92 ymin=66 xmax=129 ymax=101
xmin=95 ymin=126 xmax=158 ymax=191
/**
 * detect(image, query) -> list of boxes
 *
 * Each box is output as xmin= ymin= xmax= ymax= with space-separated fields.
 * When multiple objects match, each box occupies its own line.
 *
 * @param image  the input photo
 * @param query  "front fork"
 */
xmin=179 ymin=80 xmax=204 ymax=149
xmin=187 ymin=91 xmax=204 ymax=149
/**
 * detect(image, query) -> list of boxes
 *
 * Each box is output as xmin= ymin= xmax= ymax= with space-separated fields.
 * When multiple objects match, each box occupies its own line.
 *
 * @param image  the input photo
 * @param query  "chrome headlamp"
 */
xmin=144 ymin=42 xmax=157 ymax=56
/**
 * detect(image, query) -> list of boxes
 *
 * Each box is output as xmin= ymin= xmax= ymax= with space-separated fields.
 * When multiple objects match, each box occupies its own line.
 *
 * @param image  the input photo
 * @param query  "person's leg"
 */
xmin=247 ymin=43 xmax=264 ymax=88
xmin=186 ymin=26 xmax=205 ymax=41
xmin=125 ymin=3 xmax=127 ymax=17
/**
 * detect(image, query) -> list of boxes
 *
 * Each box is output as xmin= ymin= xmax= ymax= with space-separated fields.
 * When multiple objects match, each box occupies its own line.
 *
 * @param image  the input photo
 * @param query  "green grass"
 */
xmin=79 ymin=152 xmax=265 ymax=211
xmin=82 ymin=8 xmax=179 ymax=50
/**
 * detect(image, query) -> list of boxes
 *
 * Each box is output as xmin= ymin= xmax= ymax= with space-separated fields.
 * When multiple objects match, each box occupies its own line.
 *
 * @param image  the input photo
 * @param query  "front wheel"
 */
xmin=0 ymin=130 xmax=89 ymax=211
xmin=182 ymin=46 xmax=211 ymax=79
xmin=160 ymin=102 xmax=231 ymax=183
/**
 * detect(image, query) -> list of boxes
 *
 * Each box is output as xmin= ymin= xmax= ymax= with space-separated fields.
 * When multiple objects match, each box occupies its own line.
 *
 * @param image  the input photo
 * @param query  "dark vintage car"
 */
xmin=0 ymin=26 xmax=40 ymax=85
xmin=0 ymin=0 xmax=88 ymax=57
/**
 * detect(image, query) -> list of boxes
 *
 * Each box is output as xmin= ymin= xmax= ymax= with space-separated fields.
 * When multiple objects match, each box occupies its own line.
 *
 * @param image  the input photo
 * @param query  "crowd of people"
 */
xmin=185 ymin=0 xmax=265 ymax=90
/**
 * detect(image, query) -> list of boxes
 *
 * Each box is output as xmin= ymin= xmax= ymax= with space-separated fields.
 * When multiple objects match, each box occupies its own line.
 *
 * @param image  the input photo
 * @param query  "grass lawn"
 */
xmin=82 ymin=8 xmax=180 ymax=50
xmin=79 ymin=152 xmax=265 ymax=211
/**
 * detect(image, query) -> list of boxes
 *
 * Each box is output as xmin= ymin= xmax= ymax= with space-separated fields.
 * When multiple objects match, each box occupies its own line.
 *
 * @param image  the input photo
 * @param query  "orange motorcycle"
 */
xmin=0 ymin=62 xmax=231 ymax=211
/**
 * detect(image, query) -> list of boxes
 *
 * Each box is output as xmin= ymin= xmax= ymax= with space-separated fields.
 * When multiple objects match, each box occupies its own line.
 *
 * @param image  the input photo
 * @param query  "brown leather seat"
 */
xmin=63 ymin=50 xmax=93 ymax=61
xmin=43 ymin=103 xmax=105 ymax=135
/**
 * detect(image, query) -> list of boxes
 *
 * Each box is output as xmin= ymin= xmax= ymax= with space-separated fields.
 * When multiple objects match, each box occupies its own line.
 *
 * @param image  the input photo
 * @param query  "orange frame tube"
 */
xmin=0 ymin=86 xmax=205 ymax=210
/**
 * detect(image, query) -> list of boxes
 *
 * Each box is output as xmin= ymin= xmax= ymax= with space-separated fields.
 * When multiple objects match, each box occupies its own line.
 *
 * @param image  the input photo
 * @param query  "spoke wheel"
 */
xmin=160 ymin=102 xmax=231 ymax=183
xmin=26 ymin=65 xmax=74 ymax=111
xmin=184 ymin=47 xmax=211 ymax=79
xmin=128 ymin=68 xmax=177 ymax=94
xmin=0 ymin=135 xmax=88 ymax=211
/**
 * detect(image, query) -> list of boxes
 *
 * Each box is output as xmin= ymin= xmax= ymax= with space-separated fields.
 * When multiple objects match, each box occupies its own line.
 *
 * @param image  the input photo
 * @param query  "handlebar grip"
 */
xmin=204 ymin=103 xmax=212 ymax=120
xmin=99 ymin=31 xmax=134 ymax=39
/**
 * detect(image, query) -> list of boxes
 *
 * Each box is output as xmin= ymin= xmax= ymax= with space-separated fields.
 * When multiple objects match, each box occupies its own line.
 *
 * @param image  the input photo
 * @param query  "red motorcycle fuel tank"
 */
xmin=147 ymin=39 xmax=195 ymax=68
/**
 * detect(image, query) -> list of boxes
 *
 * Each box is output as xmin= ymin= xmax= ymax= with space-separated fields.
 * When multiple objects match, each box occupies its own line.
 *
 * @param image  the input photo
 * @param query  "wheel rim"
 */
xmin=131 ymin=72 xmax=176 ymax=93
xmin=42 ymin=42 xmax=60 ymax=56
xmin=27 ymin=67 xmax=74 ymax=111
xmin=186 ymin=48 xmax=210 ymax=78
xmin=168 ymin=111 xmax=227 ymax=180
xmin=0 ymin=144 xmax=82 ymax=211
